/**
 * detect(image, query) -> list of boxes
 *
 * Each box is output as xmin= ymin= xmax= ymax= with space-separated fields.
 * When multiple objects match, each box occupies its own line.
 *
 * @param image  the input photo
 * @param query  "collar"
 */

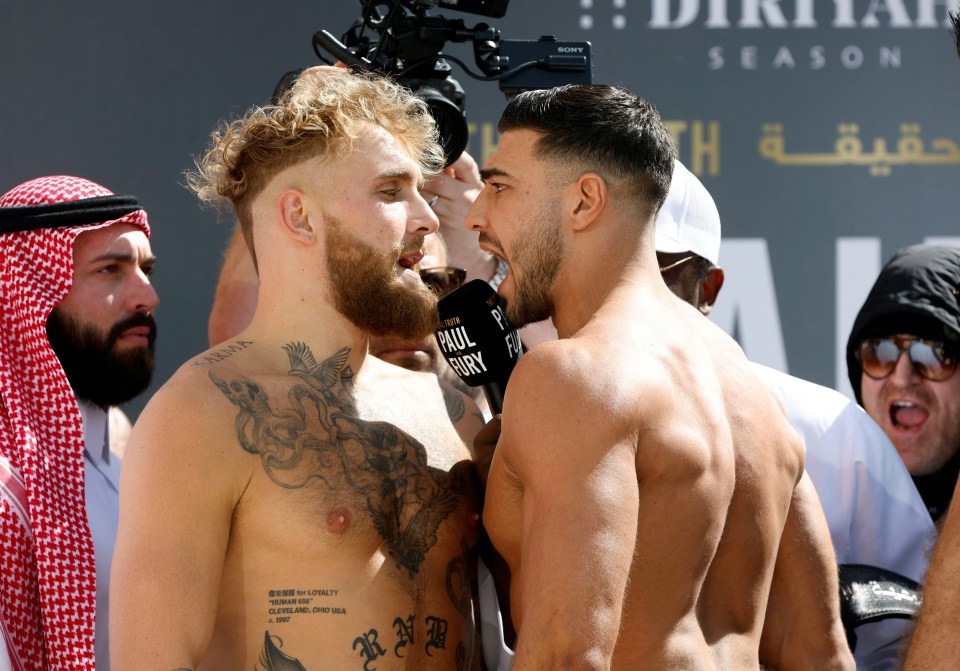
xmin=76 ymin=399 xmax=110 ymax=467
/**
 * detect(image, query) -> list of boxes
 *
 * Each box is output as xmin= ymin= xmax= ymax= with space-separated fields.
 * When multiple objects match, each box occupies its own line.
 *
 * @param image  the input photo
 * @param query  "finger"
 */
xmin=427 ymin=174 xmax=450 ymax=198
xmin=474 ymin=414 xmax=503 ymax=448
xmin=449 ymin=151 xmax=482 ymax=184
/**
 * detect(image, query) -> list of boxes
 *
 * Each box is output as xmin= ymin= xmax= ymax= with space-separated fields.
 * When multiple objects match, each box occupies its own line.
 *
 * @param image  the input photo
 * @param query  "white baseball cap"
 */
xmin=654 ymin=160 xmax=721 ymax=266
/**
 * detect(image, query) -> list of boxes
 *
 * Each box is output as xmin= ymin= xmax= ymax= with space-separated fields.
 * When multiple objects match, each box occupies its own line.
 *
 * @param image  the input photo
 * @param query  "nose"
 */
xmin=465 ymin=187 xmax=488 ymax=232
xmin=888 ymin=347 xmax=919 ymax=384
xmin=130 ymin=269 xmax=160 ymax=315
xmin=411 ymin=191 xmax=439 ymax=236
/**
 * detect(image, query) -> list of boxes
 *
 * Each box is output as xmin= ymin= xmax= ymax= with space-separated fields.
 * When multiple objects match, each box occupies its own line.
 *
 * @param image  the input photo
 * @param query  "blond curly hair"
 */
xmin=187 ymin=70 xmax=445 ymax=267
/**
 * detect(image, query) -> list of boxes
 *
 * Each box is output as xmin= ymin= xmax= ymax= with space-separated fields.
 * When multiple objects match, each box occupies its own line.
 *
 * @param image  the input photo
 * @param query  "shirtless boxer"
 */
xmin=110 ymin=71 xmax=484 ymax=670
xmin=467 ymin=84 xmax=852 ymax=670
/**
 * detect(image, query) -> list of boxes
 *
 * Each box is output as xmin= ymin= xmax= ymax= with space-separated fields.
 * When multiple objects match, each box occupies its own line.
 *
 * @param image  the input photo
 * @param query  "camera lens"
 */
xmin=414 ymin=85 xmax=469 ymax=166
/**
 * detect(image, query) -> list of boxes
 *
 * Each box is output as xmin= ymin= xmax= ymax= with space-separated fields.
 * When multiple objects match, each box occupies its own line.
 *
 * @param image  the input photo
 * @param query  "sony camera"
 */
xmin=306 ymin=0 xmax=593 ymax=165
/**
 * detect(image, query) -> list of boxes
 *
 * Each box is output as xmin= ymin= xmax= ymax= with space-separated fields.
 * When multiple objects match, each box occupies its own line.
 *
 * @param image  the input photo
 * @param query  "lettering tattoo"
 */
xmin=393 ymin=615 xmax=415 ymax=657
xmin=266 ymin=587 xmax=345 ymax=623
xmin=425 ymin=615 xmax=448 ymax=657
xmin=210 ymin=343 xmax=466 ymax=589
xmin=353 ymin=629 xmax=387 ymax=671
xmin=258 ymin=614 xmax=455 ymax=671
xmin=191 ymin=339 xmax=254 ymax=367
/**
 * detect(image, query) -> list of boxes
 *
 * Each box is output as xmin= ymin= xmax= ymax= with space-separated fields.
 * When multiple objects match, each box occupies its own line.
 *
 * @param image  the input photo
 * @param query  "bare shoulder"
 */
xmin=124 ymin=346 xmax=260 ymax=485
xmin=499 ymin=339 xmax=643 ymax=474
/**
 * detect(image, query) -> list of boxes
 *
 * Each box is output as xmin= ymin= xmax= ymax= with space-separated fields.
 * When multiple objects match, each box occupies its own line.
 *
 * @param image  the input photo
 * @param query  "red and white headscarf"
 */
xmin=0 ymin=176 xmax=149 ymax=671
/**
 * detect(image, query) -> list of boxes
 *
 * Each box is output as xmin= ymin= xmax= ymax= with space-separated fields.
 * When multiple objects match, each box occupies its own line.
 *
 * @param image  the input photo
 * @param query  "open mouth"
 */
xmin=889 ymin=400 xmax=928 ymax=431
xmin=397 ymin=249 xmax=424 ymax=273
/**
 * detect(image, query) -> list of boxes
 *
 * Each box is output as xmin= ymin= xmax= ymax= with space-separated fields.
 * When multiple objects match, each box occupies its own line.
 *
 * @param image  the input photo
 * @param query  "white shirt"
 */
xmin=78 ymin=400 xmax=121 ymax=671
xmin=753 ymin=363 xmax=936 ymax=670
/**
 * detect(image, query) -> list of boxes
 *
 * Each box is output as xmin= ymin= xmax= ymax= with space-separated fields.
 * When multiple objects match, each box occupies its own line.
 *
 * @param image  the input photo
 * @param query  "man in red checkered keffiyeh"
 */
xmin=0 ymin=175 xmax=156 ymax=670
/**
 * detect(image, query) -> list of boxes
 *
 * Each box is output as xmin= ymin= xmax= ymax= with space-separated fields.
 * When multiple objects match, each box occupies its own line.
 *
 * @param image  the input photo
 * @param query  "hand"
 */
xmin=422 ymin=152 xmax=497 ymax=282
xmin=473 ymin=413 xmax=501 ymax=491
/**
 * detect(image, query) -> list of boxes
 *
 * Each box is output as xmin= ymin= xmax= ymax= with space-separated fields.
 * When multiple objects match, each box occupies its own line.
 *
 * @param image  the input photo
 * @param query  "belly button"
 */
xmin=327 ymin=506 xmax=353 ymax=534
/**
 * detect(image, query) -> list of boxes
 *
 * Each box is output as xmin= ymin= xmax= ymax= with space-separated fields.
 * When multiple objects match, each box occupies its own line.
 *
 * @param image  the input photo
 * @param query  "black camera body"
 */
xmin=311 ymin=0 xmax=593 ymax=165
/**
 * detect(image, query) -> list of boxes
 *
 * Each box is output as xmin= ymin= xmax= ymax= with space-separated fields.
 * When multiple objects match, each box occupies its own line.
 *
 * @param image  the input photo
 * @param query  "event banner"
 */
xmin=2 ymin=0 xmax=958 ymax=410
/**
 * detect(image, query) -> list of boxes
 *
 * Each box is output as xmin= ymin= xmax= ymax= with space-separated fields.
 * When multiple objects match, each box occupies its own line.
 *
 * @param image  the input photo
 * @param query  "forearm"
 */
xmin=761 ymin=474 xmax=854 ymax=671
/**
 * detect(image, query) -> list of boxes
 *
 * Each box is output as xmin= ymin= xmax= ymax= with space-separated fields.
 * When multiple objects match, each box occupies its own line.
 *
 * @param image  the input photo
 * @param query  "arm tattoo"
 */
xmin=442 ymin=386 xmax=465 ymax=423
xmin=209 ymin=342 xmax=465 ymax=586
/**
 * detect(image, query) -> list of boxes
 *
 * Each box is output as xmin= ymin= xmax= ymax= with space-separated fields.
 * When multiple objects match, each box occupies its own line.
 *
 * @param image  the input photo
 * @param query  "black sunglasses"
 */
xmin=856 ymin=336 xmax=958 ymax=382
xmin=419 ymin=266 xmax=467 ymax=298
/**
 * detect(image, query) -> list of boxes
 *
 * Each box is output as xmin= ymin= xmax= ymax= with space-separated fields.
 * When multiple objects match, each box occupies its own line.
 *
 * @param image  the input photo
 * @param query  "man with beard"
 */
xmin=111 ymin=70 xmax=484 ymax=671
xmin=845 ymin=244 xmax=960 ymax=524
xmin=465 ymin=85 xmax=853 ymax=670
xmin=0 ymin=175 xmax=158 ymax=671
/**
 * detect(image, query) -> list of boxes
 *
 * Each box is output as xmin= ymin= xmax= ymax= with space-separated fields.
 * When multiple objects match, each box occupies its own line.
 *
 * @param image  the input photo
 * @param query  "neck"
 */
xmin=550 ymin=232 xmax=664 ymax=338
xmin=242 ymin=277 xmax=372 ymax=374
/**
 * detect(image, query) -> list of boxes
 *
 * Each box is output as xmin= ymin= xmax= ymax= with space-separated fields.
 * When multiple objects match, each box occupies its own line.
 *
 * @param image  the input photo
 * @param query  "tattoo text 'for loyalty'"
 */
xmin=268 ymin=588 xmax=344 ymax=623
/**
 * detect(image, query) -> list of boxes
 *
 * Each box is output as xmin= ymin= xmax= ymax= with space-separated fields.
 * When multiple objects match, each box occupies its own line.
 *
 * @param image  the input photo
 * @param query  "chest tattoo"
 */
xmin=209 ymin=343 xmax=464 ymax=584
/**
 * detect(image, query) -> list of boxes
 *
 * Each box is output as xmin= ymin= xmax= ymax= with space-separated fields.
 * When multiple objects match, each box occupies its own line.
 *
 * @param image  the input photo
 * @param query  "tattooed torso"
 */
xmin=193 ymin=342 xmax=482 ymax=671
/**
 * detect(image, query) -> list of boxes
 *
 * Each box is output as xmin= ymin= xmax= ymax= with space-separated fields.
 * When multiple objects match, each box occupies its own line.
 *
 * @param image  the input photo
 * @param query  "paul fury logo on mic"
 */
xmin=435 ymin=280 xmax=521 ymax=387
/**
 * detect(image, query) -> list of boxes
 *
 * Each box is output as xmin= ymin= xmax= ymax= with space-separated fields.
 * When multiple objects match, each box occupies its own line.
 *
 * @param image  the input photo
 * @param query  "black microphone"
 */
xmin=435 ymin=279 xmax=522 ymax=413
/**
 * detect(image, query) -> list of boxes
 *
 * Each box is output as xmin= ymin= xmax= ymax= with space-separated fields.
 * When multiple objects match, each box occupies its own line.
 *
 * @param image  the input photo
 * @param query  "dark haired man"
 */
xmin=0 ymin=175 xmax=158 ymax=671
xmin=467 ymin=84 xmax=852 ymax=670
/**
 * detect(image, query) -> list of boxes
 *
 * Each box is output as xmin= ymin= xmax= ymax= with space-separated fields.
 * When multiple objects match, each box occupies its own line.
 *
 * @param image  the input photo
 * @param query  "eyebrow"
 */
xmin=88 ymin=251 xmax=156 ymax=266
xmin=373 ymin=168 xmax=429 ymax=191
xmin=374 ymin=168 xmax=419 ymax=184
xmin=479 ymin=167 xmax=511 ymax=182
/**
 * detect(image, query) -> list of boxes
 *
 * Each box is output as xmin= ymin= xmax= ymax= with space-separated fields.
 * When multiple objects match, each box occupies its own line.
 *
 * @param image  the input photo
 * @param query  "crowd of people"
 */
xmin=0 ymin=14 xmax=957 ymax=671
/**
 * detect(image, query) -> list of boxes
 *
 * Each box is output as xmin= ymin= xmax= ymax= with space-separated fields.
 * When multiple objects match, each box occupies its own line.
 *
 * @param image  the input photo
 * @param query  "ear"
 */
xmin=568 ymin=173 xmax=606 ymax=232
xmin=277 ymin=189 xmax=317 ymax=245
xmin=697 ymin=267 xmax=725 ymax=316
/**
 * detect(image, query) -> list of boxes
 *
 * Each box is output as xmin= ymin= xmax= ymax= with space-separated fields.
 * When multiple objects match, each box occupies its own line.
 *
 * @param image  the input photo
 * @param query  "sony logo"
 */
xmin=649 ymin=0 xmax=959 ymax=29
xmin=557 ymin=46 xmax=585 ymax=53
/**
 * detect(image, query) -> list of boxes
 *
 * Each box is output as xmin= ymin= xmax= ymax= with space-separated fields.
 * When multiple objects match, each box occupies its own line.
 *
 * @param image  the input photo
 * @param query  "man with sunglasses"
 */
xmin=846 ymin=244 xmax=960 ymax=524
xmin=656 ymin=161 xmax=934 ymax=670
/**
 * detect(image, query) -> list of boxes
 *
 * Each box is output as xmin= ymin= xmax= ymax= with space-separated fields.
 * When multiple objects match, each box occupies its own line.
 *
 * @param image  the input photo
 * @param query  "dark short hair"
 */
xmin=498 ymin=85 xmax=676 ymax=217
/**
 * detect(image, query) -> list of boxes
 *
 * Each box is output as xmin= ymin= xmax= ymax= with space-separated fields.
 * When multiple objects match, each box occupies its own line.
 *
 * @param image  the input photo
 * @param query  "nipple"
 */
xmin=327 ymin=506 xmax=353 ymax=535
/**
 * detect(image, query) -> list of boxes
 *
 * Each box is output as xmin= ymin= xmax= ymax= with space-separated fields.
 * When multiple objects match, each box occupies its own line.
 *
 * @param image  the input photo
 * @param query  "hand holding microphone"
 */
xmin=435 ymin=279 xmax=522 ymax=414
